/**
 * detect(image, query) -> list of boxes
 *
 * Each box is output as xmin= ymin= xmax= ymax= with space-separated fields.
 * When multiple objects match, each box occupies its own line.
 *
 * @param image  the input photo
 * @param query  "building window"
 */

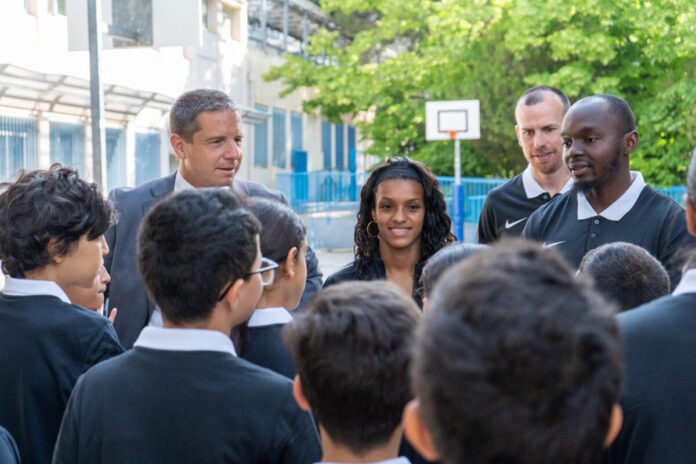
xmin=272 ymin=108 xmax=286 ymax=168
xmin=135 ymin=131 xmax=161 ymax=186
xmin=348 ymin=125 xmax=356 ymax=152
xmin=222 ymin=6 xmax=241 ymax=42
xmin=290 ymin=112 xmax=302 ymax=169
xmin=50 ymin=121 xmax=85 ymax=175
xmin=335 ymin=124 xmax=344 ymax=171
xmin=46 ymin=0 xmax=65 ymax=16
xmin=201 ymin=0 xmax=210 ymax=31
xmin=106 ymin=128 xmax=126 ymax=190
xmin=254 ymin=104 xmax=268 ymax=167
xmin=0 ymin=116 xmax=38 ymax=182
xmin=322 ymin=120 xmax=331 ymax=170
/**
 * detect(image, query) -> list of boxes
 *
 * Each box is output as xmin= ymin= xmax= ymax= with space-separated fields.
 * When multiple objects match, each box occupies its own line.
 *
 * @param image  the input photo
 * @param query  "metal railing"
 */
xmin=278 ymin=171 xmax=689 ymax=250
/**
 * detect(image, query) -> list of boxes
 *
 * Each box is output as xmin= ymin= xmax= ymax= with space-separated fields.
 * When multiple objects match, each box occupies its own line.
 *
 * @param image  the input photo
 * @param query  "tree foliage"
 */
xmin=265 ymin=0 xmax=696 ymax=185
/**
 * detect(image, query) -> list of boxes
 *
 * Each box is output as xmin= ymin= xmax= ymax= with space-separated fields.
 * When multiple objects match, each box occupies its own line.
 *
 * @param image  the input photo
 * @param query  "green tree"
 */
xmin=265 ymin=0 xmax=696 ymax=185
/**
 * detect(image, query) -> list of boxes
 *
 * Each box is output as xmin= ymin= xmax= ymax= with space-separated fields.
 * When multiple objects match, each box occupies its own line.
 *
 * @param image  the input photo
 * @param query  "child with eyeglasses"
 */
xmin=237 ymin=197 xmax=308 ymax=379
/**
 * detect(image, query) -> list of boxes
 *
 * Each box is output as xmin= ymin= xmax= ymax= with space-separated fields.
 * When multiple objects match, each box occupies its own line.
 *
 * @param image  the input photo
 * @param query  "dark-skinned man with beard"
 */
xmin=522 ymin=94 xmax=696 ymax=288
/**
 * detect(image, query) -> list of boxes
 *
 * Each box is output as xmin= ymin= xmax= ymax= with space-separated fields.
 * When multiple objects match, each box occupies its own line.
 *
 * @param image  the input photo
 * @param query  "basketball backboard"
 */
xmin=425 ymin=100 xmax=480 ymax=141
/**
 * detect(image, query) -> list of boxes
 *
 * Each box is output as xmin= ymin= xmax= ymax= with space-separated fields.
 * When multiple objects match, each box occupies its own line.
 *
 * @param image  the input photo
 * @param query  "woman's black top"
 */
xmin=323 ymin=255 xmax=424 ymax=307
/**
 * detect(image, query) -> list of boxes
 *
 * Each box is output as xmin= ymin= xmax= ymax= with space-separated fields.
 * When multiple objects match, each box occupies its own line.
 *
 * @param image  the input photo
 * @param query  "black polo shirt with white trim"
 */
xmin=477 ymin=165 xmax=572 ymax=243
xmin=522 ymin=172 xmax=696 ymax=288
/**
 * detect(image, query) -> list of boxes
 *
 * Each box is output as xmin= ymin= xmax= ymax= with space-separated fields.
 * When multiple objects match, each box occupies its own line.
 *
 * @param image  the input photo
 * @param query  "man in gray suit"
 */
xmin=105 ymin=89 xmax=322 ymax=348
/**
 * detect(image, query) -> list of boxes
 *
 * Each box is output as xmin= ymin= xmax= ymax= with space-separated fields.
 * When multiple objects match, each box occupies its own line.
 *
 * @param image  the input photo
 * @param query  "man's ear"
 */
xmin=514 ymin=125 xmax=523 ymax=147
xmin=47 ymin=238 xmax=66 ymax=264
xmin=623 ymin=130 xmax=639 ymax=156
xmin=684 ymin=194 xmax=696 ymax=236
xmin=283 ymin=247 xmax=298 ymax=278
xmin=170 ymin=133 xmax=188 ymax=160
xmin=604 ymin=404 xmax=623 ymax=447
xmin=403 ymin=399 xmax=440 ymax=461
xmin=220 ymin=278 xmax=245 ymax=311
xmin=292 ymin=375 xmax=311 ymax=412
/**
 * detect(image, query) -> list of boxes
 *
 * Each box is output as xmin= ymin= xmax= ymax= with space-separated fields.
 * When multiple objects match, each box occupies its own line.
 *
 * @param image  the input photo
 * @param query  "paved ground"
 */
xmin=314 ymin=248 xmax=354 ymax=282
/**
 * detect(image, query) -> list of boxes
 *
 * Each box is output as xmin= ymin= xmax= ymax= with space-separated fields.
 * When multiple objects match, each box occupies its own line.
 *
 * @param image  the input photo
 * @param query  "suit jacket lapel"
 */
xmin=141 ymin=173 xmax=176 ymax=217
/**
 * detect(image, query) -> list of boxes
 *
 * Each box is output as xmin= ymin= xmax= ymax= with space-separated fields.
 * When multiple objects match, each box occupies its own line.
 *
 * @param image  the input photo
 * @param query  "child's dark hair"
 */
xmin=0 ymin=165 xmax=116 ymax=277
xmin=284 ymin=281 xmax=419 ymax=455
xmin=579 ymin=242 xmax=670 ymax=312
xmin=420 ymin=243 xmax=487 ymax=299
xmin=412 ymin=240 xmax=622 ymax=464
xmin=138 ymin=188 xmax=260 ymax=324
xmin=248 ymin=198 xmax=306 ymax=265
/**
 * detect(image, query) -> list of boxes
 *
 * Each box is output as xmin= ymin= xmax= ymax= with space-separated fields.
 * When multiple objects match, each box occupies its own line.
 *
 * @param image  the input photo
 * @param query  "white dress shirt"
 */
xmin=317 ymin=458 xmax=411 ymax=464
xmin=2 ymin=277 xmax=71 ymax=303
xmin=673 ymin=268 xmax=696 ymax=296
xmin=248 ymin=306 xmax=294 ymax=327
xmin=134 ymin=326 xmax=237 ymax=356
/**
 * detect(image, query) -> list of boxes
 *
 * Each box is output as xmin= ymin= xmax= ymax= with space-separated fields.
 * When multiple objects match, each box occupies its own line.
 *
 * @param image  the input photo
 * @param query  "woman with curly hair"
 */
xmin=324 ymin=156 xmax=456 ymax=306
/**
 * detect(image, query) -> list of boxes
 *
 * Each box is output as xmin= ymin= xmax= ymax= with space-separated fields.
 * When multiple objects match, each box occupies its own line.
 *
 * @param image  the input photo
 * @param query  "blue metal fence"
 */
xmin=277 ymin=171 xmax=688 ymax=250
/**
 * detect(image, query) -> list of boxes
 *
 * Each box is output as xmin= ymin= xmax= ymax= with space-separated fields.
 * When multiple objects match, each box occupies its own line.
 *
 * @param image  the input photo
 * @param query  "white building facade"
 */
xmin=0 ymin=0 xmax=363 ymax=191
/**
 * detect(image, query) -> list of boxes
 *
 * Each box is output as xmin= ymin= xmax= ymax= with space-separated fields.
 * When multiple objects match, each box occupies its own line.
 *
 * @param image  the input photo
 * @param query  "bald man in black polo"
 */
xmin=522 ymin=94 xmax=695 ymax=288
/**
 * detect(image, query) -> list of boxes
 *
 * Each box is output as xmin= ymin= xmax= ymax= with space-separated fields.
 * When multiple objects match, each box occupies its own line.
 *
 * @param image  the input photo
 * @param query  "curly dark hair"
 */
xmin=354 ymin=156 xmax=455 ymax=279
xmin=0 ymin=165 xmax=116 ymax=278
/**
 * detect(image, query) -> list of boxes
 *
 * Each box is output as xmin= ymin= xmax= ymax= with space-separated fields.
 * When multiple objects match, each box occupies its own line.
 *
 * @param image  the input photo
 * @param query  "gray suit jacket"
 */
xmin=104 ymin=173 xmax=322 ymax=349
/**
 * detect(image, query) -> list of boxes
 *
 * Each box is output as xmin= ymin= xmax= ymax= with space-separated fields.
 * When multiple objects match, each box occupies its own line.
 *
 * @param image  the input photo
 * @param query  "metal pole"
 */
xmin=88 ymin=0 xmax=106 ymax=187
xmin=453 ymin=137 xmax=464 ymax=241
xmin=261 ymin=0 xmax=268 ymax=51
xmin=283 ymin=0 xmax=289 ymax=52
xmin=302 ymin=11 xmax=308 ymax=56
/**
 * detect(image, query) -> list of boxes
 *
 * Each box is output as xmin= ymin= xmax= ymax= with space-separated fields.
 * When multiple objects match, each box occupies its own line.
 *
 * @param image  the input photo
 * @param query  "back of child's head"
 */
xmin=138 ymin=188 xmax=260 ymax=324
xmin=420 ymin=243 xmax=487 ymax=299
xmin=284 ymin=281 xmax=419 ymax=456
xmin=248 ymin=197 xmax=306 ymax=266
xmin=411 ymin=240 xmax=622 ymax=464
xmin=0 ymin=165 xmax=114 ymax=278
xmin=579 ymin=241 xmax=669 ymax=311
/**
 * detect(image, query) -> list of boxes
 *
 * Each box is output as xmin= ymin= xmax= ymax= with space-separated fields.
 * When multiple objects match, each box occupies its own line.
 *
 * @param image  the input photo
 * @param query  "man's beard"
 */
xmin=572 ymin=146 xmax=622 ymax=194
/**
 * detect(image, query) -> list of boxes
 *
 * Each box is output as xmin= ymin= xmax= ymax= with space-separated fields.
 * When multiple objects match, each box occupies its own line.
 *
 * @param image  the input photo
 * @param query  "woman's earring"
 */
xmin=366 ymin=220 xmax=381 ymax=240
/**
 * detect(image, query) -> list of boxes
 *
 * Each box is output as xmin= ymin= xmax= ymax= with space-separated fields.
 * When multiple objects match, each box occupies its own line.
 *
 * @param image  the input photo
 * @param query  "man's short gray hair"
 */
xmin=170 ymin=89 xmax=240 ymax=142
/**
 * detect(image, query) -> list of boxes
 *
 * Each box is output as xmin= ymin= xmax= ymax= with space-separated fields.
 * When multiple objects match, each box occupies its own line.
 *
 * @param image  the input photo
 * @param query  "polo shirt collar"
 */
xmin=522 ymin=165 xmax=573 ymax=199
xmin=317 ymin=458 xmax=411 ymax=464
xmin=673 ymin=268 xmax=696 ymax=296
xmin=248 ymin=307 xmax=294 ymax=327
xmin=134 ymin=326 xmax=237 ymax=356
xmin=577 ymin=171 xmax=647 ymax=221
xmin=2 ymin=277 xmax=71 ymax=304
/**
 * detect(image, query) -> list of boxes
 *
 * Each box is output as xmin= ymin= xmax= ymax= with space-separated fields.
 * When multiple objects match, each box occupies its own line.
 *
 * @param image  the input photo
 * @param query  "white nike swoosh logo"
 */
xmin=505 ymin=217 xmax=528 ymax=229
xmin=543 ymin=241 xmax=565 ymax=248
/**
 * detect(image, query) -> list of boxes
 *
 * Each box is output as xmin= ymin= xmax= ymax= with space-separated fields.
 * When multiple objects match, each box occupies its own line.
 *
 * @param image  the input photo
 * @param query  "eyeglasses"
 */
xmin=218 ymin=257 xmax=279 ymax=301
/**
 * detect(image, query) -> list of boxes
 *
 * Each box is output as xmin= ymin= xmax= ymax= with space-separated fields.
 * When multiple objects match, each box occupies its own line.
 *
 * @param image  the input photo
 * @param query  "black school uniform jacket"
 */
xmin=53 ymin=346 xmax=321 ymax=463
xmin=603 ymin=274 xmax=696 ymax=464
xmin=0 ymin=294 xmax=123 ymax=464
xmin=242 ymin=312 xmax=296 ymax=379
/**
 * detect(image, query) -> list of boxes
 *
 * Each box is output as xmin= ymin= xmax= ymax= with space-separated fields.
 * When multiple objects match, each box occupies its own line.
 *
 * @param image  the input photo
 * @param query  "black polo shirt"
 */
xmin=477 ymin=166 xmax=572 ymax=243
xmin=522 ymin=172 xmax=696 ymax=288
